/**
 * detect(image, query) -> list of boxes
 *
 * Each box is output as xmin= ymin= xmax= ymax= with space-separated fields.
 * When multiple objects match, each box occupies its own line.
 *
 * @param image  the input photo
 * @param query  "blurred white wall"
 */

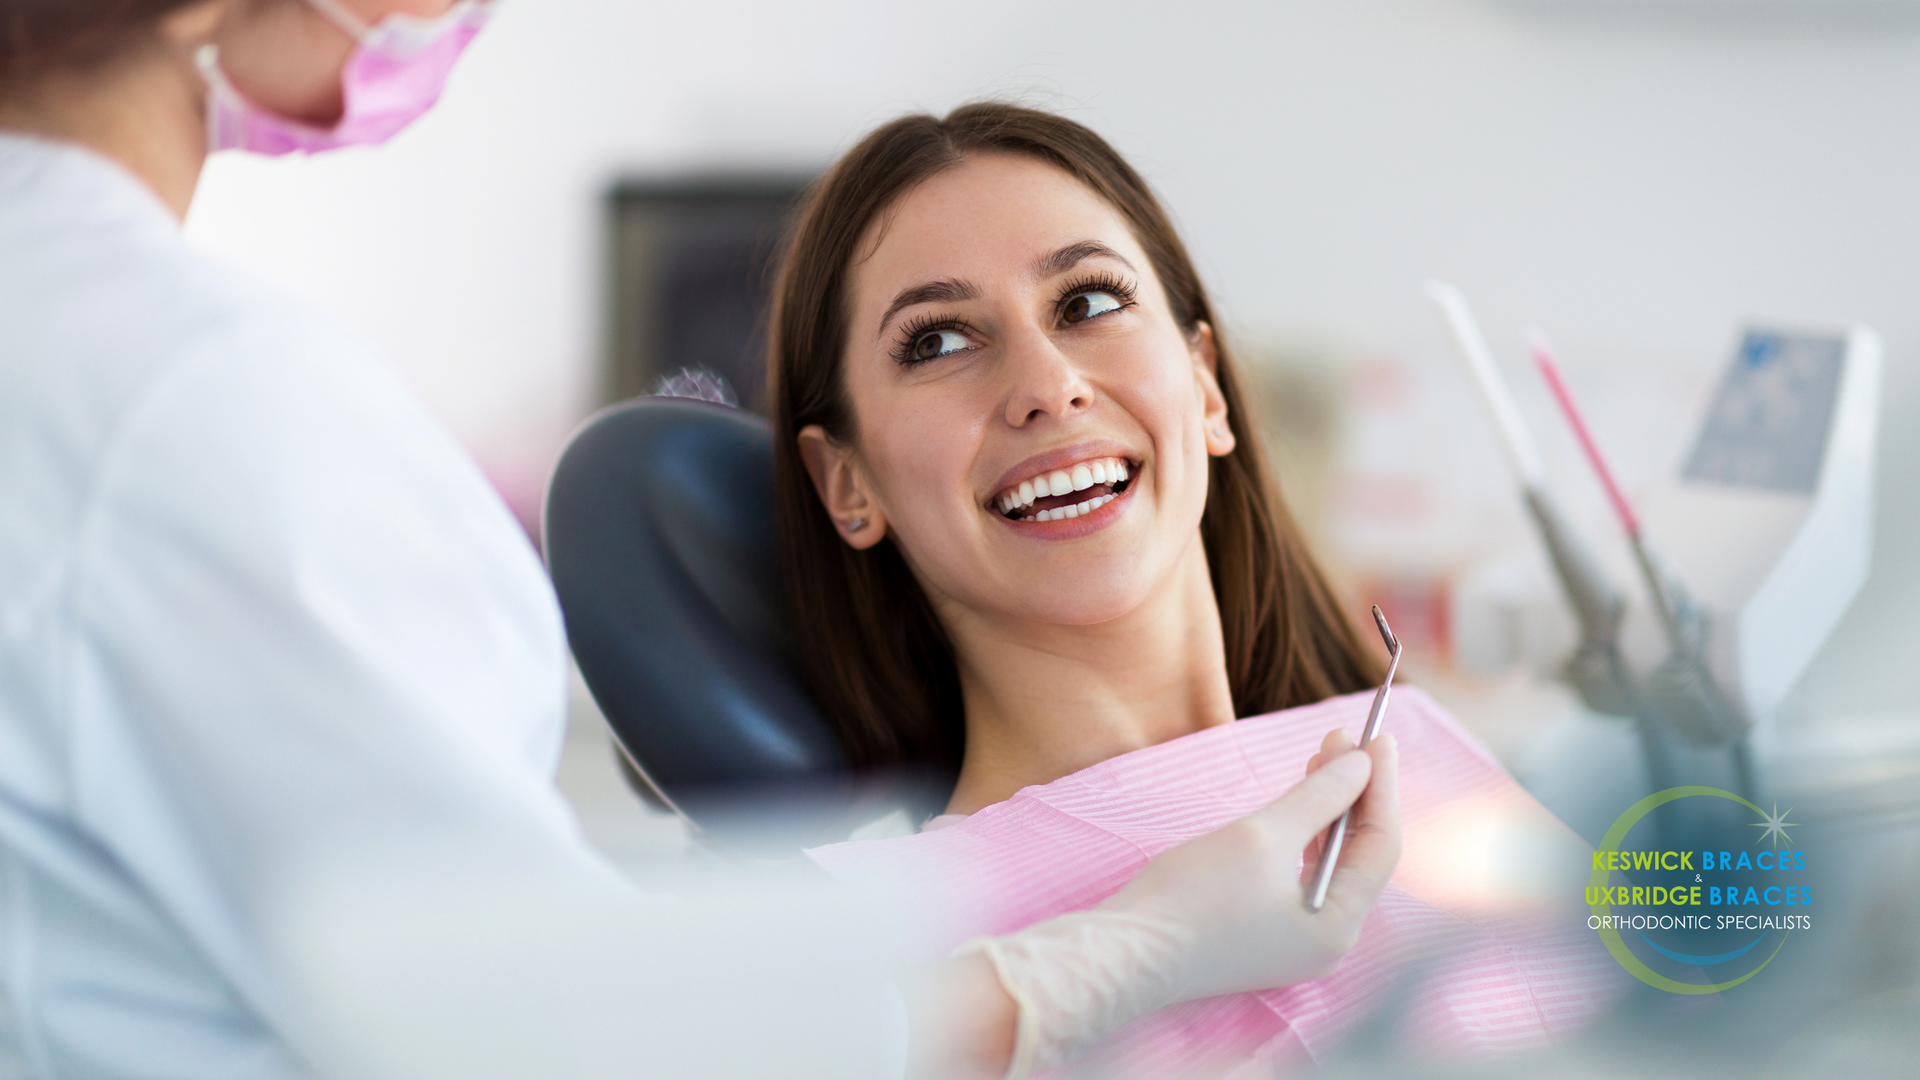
xmin=182 ymin=0 xmax=1920 ymax=722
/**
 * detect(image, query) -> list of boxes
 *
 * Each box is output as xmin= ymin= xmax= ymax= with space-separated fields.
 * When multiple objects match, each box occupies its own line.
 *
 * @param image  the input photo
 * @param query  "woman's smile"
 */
xmin=996 ymin=474 xmax=1136 ymax=538
xmin=989 ymin=453 xmax=1141 ymax=534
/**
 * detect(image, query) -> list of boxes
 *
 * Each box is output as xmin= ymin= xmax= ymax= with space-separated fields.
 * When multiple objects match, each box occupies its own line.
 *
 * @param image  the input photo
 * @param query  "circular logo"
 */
xmin=1586 ymin=786 xmax=1808 ymax=994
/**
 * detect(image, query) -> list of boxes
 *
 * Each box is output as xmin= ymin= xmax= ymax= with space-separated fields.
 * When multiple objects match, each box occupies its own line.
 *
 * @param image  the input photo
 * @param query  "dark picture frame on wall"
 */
xmin=603 ymin=175 xmax=814 ymax=415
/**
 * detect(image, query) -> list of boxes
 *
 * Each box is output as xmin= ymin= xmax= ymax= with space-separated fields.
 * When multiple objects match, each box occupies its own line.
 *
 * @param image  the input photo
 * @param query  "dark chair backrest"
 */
xmin=544 ymin=397 xmax=889 ymax=853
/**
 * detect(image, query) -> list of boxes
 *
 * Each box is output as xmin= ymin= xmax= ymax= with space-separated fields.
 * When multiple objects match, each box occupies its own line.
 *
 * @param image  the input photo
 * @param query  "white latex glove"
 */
xmin=957 ymin=731 xmax=1400 ymax=1077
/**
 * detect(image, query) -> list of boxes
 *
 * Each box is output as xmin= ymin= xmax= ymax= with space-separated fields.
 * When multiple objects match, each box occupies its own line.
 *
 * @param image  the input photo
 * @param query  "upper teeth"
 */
xmin=996 ymin=457 xmax=1130 ymax=517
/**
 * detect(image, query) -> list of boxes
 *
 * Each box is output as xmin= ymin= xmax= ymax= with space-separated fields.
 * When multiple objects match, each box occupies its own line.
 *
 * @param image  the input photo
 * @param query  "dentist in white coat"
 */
xmin=0 ymin=2 xmax=1402 ymax=1077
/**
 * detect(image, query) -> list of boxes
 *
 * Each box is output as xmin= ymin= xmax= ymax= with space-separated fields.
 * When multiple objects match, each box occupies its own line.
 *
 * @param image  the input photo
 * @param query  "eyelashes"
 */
xmin=888 ymin=272 xmax=1141 ymax=366
xmin=1055 ymin=272 xmax=1138 ymax=314
xmin=889 ymin=313 xmax=978 ymax=366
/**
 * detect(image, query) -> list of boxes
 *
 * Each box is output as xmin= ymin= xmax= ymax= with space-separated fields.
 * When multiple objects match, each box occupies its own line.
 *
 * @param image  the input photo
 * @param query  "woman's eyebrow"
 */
xmin=877 ymin=278 xmax=977 ymax=338
xmin=872 ymin=241 xmax=1133 ymax=339
xmin=1034 ymin=240 xmax=1135 ymax=278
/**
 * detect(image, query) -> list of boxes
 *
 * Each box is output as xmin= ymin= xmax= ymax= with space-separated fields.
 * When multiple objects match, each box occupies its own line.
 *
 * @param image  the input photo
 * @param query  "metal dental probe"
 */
xmin=1307 ymin=605 xmax=1401 ymax=913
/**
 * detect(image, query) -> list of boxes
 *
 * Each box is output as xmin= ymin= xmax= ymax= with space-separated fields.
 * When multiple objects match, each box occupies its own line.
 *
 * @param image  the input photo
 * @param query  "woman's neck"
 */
xmin=940 ymin=538 xmax=1237 ymax=815
xmin=0 ymin=42 xmax=210 ymax=220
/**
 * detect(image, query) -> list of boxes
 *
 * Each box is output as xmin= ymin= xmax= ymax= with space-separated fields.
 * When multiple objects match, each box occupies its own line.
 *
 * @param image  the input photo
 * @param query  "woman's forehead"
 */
xmin=850 ymin=154 xmax=1151 ymax=306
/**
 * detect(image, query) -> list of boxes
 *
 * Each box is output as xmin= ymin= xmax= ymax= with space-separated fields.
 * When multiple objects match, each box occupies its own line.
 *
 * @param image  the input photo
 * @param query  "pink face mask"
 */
xmin=199 ymin=0 xmax=493 ymax=155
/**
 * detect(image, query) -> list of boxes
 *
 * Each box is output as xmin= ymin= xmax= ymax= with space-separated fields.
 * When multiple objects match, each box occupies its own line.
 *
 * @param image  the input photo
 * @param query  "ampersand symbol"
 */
xmin=1695 ymin=874 xmax=1702 ymax=882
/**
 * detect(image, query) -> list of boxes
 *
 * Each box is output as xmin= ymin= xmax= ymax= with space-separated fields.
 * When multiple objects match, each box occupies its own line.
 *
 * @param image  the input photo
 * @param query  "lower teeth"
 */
xmin=1029 ymin=491 xmax=1116 ymax=521
xmin=1002 ymin=477 xmax=1131 ymax=522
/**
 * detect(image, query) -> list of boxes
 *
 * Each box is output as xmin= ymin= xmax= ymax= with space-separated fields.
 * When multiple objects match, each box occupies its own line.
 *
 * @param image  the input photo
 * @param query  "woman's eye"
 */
xmin=911 ymin=328 xmax=972 ymax=362
xmin=1063 ymin=290 xmax=1124 ymax=325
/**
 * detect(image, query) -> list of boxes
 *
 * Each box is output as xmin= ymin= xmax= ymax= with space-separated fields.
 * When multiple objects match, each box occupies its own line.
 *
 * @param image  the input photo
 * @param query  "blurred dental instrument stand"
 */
xmin=1425 ymin=282 xmax=1881 ymax=807
xmin=1530 ymin=334 xmax=1750 ymax=796
xmin=1426 ymin=283 xmax=1669 ymax=798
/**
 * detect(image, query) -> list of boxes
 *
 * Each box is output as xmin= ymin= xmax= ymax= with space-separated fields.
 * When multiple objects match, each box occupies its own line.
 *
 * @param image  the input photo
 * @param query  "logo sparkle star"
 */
xmin=1751 ymin=800 xmax=1798 ymax=849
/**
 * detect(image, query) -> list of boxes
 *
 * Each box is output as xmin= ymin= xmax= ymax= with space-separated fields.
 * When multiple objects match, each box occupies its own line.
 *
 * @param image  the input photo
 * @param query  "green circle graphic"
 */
xmin=1589 ymin=785 xmax=1791 ymax=994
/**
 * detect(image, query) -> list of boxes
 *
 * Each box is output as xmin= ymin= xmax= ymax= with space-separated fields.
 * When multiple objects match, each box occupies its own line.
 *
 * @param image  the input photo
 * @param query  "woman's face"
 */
xmin=801 ymin=153 xmax=1235 ymax=630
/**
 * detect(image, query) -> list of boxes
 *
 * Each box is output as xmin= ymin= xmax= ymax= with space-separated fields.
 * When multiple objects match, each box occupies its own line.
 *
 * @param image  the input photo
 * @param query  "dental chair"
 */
xmin=543 ymin=395 xmax=923 ymax=855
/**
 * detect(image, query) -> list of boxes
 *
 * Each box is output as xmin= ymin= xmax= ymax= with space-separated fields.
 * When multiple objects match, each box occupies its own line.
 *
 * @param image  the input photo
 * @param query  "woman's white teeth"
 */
xmin=1031 ymin=493 xmax=1116 ymax=521
xmin=995 ymin=457 xmax=1132 ymax=517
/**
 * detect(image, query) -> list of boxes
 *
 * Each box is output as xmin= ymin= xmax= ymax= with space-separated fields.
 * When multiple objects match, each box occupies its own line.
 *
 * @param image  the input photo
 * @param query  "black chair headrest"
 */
xmin=544 ymin=397 xmax=877 ymax=852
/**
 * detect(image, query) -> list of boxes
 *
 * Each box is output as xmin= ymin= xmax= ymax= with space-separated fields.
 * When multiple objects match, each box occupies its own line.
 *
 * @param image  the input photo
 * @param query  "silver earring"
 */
xmin=1213 ymin=426 xmax=1227 ymax=438
xmin=845 ymin=517 xmax=868 ymax=532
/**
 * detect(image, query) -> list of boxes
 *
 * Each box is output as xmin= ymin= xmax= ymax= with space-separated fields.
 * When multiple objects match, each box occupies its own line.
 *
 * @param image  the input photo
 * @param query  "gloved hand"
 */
xmin=956 ymin=731 xmax=1400 ymax=1077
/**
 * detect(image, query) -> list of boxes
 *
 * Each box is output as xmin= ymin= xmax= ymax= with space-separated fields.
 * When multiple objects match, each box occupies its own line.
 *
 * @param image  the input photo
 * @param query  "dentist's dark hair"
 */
xmin=0 ymin=0 xmax=202 ymax=82
xmin=769 ymin=101 xmax=1380 ymax=776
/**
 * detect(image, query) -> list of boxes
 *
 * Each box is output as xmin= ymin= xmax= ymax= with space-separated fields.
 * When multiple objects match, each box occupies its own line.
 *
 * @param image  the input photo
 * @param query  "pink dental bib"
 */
xmin=807 ymin=687 xmax=1627 ymax=1077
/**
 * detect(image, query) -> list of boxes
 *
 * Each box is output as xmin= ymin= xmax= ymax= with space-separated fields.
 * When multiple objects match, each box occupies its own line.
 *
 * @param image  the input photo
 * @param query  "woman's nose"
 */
xmin=1002 ymin=325 xmax=1093 ymax=428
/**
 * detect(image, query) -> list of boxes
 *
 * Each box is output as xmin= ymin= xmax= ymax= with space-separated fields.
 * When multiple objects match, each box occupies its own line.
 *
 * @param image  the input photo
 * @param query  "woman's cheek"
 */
xmin=876 ymin=419 xmax=970 ymax=532
xmin=1118 ymin=363 xmax=1199 ymax=455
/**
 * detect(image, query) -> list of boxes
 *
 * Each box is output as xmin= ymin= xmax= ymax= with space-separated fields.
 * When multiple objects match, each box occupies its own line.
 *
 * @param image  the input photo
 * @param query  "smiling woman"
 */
xmin=770 ymin=103 xmax=1381 ymax=798
xmin=774 ymin=105 xmax=1621 ymax=1076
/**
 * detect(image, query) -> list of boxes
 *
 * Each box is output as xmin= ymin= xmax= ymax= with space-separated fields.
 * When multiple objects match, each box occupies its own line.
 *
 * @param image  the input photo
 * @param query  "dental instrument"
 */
xmin=1425 ymin=283 xmax=1642 ymax=724
xmin=1529 ymin=335 xmax=1738 ymax=753
xmin=1307 ymin=606 xmax=1400 ymax=912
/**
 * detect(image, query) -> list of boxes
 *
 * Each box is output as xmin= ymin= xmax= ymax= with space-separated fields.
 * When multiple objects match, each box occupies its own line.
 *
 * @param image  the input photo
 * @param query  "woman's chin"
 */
xmin=981 ymin=578 xmax=1162 ymax=629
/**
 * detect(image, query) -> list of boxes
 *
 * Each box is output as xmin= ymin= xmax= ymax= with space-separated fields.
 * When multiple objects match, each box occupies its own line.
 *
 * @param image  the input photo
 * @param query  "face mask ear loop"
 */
xmin=193 ymin=43 xmax=240 ymax=152
xmin=302 ymin=0 xmax=372 ymax=40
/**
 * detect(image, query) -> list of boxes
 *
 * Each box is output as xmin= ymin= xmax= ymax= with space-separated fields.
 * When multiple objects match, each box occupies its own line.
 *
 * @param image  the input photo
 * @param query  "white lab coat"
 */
xmin=0 ymin=133 xmax=901 ymax=1079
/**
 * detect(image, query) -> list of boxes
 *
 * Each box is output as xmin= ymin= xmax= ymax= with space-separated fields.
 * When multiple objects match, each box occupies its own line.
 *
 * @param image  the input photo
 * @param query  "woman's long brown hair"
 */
xmin=770 ymin=102 xmax=1381 ymax=776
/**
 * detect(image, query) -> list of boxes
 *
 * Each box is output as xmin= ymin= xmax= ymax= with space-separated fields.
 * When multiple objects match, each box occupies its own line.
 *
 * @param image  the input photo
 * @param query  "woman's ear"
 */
xmin=1189 ymin=322 xmax=1236 ymax=457
xmin=797 ymin=424 xmax=889 ymax=549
